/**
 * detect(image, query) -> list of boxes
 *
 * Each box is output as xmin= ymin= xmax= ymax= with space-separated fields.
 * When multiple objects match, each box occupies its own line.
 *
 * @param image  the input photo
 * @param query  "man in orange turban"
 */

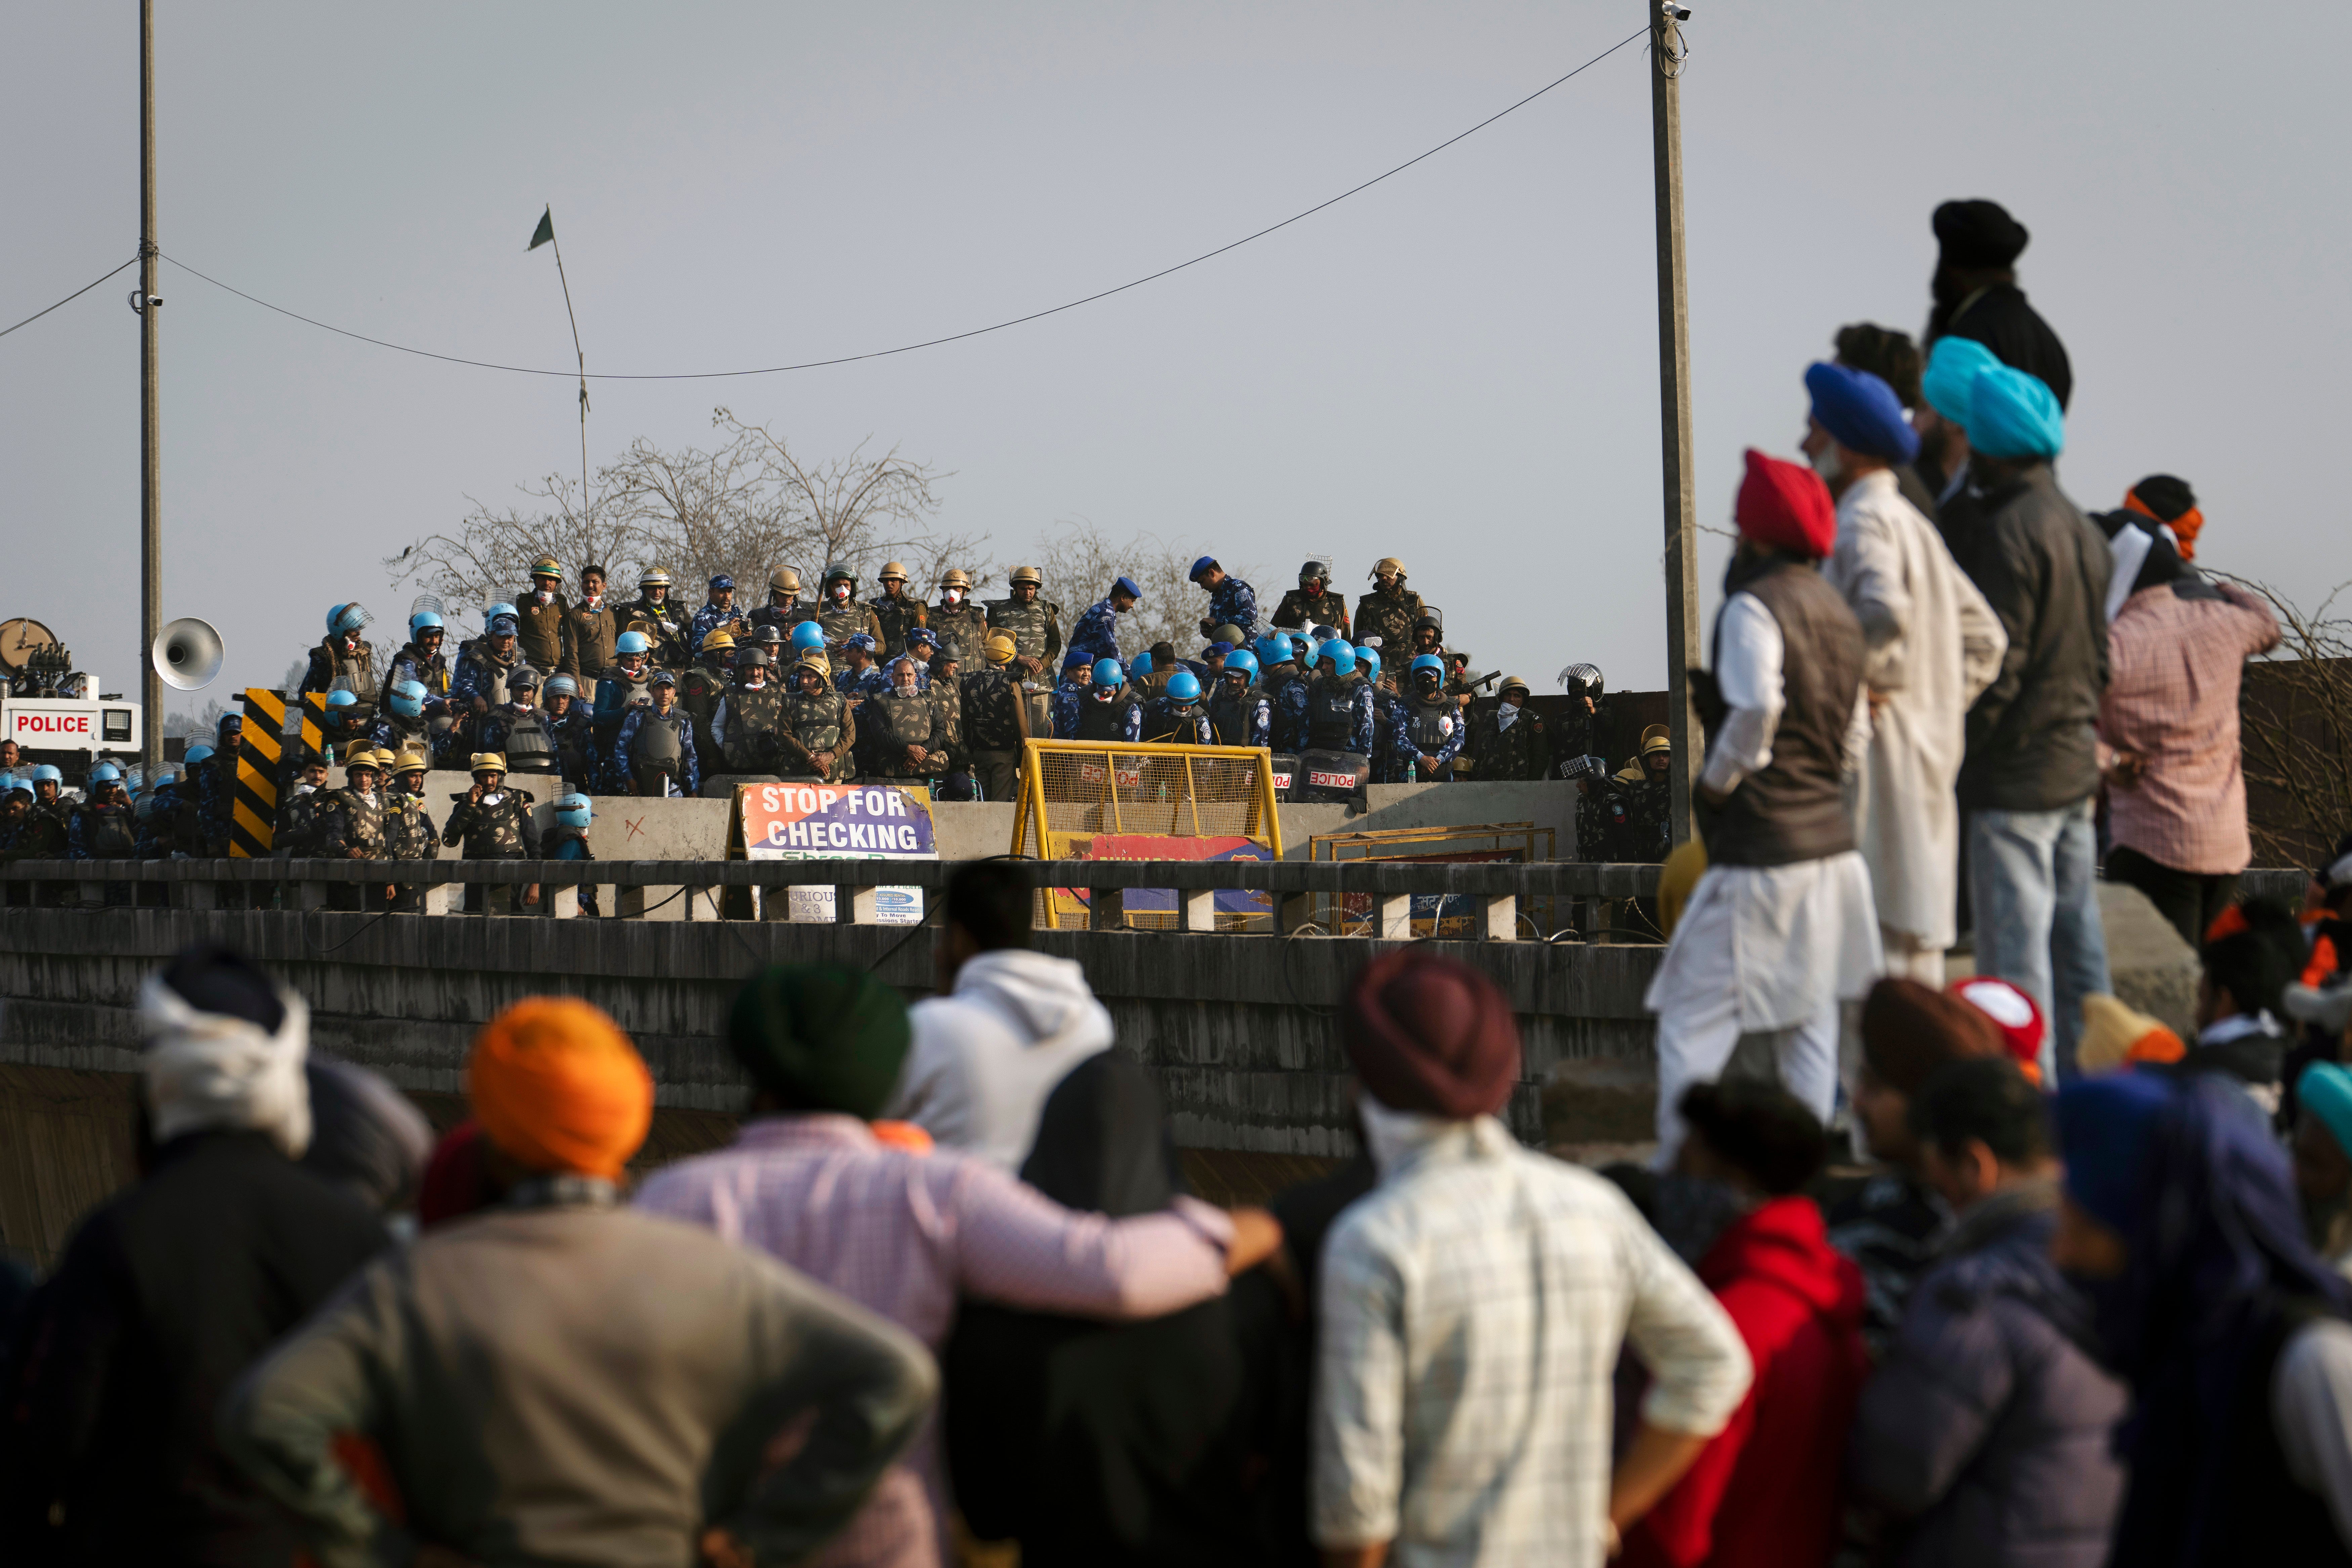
xmin=466 ymin=996 xmax=654 ymax=1183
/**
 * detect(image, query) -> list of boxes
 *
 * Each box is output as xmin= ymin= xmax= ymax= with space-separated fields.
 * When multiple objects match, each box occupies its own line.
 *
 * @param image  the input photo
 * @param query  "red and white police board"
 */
xmin=737 ymin=782 xmax=937 ymax=924
xmin=3 ymin=698 xmax=140 ymax=757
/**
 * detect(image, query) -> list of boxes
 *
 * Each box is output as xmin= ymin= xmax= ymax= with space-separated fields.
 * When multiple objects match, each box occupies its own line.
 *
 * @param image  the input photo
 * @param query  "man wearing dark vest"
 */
xmin=613 ymin=670 xmax=700 ymax=798
xmin=1644 ymin=449 xmax=1880 ymax=1165
xmin=959 ymin=634 xmax=1029 ymax=801
xmin=1074 ymin=659 xmax=1142 ymax=744
xmin=477 ymin=668 xmax=563 ymax=783
xmin=778 ymin=658 xmax=856 ymax=783
xmin=866 ymin=656 xmax=947 ymax=780
xmin=714 ymin=649 xmax=787 ymax=778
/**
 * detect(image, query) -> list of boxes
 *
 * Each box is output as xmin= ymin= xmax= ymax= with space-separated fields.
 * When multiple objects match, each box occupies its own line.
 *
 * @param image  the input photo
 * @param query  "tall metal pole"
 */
xmin=1649 ymin=1 xmax=1698 ymax=846
xmin=139 ymin=0 xmax=163 ymax=766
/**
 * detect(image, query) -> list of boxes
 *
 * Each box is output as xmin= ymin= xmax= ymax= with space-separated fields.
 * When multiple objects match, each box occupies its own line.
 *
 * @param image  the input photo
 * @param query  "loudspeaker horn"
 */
xmin=152 ymin=617 xmax=225 ymax=691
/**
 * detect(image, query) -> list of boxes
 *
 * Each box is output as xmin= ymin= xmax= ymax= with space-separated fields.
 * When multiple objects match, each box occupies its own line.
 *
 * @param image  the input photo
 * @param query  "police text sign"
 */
xmin=740 ymin=782 xmax=938 ymax=860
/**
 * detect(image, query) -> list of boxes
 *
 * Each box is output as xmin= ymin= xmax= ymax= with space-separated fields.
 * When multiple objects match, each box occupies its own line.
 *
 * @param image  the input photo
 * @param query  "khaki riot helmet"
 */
xmin=392 ymin=748 xmax=430 ymax=776
xmin=983 ymin=632 xmax=1018 ymax=665
xmin=878 ymin=561 xmax=909 ymax=584
xmin=700 ymin=629 xmax=736 ymax=653
xmin=469 ymin=752 xmax=508 ymax=776
xmin=940 ymin=568 xmax=974 ymax=592
xmin=768 ymin=566 xmax=802 ymax=596
xmin=1498 ymin=675 xmax=1531 ymax=701
xmin=1007 ymin=564 xmax=1043 ymax=589
xmin=1369 ymin=556 xmax=1406 ymax=581
xmin=1641 ymin=723 xmax=1673 ymax=758
xmin=529 ymin=554 xmax=563 ymax=581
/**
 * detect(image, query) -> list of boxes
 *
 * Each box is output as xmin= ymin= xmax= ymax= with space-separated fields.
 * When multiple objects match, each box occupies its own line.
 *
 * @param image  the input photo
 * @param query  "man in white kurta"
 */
xmin=1808 ymin=362 xmax=2007 ymax=987
xmin=1646 ymin=449 xmax=1882 ymax=1167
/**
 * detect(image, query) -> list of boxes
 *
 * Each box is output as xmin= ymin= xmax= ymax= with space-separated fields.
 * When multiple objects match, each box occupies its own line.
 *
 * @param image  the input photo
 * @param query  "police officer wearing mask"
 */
xmin=1188 ymin=557 xmax=1258 ymax=641
xmin=815 ymin=562 xmax=886 ymax=650
xmin=623 ymin=567 xmax=690 ymax=668
xmin=1556 ymin=663 xmax=1606 ymax=769
xmin=869 ymin=562 xmax=928 ymax=658
xmin=379 ymin=748 xmax=442 ymax=910
xmin=1074 ymin=658 xmax=1143 ymax=743
xmin=1271 ymin=559 xmax=1351 ymax=640
xmin=868 ymin=655 xmax=948 ymax=779
xmin=680 ymin=629 xmax=736 ymax=773
xmin=961 ymin=633 xmax=1030 ymax=801
xmin=713 ymin=648 xmax=786 ymax=777
xmin=312 ymin=747 xmax=392 ymax=907
xmin=485 ymin=668 xmax=562 ymax=780
xmin=1469 ymin=676 xmax=1551 ymax=781
xmin=538 ymin=674 xmax=596 ymax=784
xmin=1298 ymin=639 xmax=1375 ymax=758
xmin=591 ymin=629 xmax=658 ymax=763
xmin=1362 ymin=648 xmax=1414 ymax=785
xmin=1353 ymin=558 xmax=1430 ymax=657
xmin=747 ymin=566 xmax=813 ymax=639
xmin=454 ymin=611 xmax=529 ymax=720
xmin=615 ymin=670 xmax=701 ymax=797
xmin=689 ymin=575 xmax=748 ymax=658
xmin=929 ymin=569 xmax=988 ymax=667
xmin=517 ymin=556 xmax=569 ymax=672
xmin=780 ymin=657 xmax=856 ymax=783
xmin=68 ymin=762 xmax=140 ymax=873
xmin=1143 ymin=669 xmax=1212 ymax=745
xmin=443 ymin=753 xmax=542 ymax=912
xmin=561 ymin=564 xmax=619 ymax=679
xmin=274 ymin=747 xmax=335 ymax=856
xmin=303 ymin=603 xmax=381 ymax=721
xmin=1206 ymin=649 xmax=1271 ymax=748
xmin=1401 ymin=653 xmax=1465 ymax=781
xmin=987 ymin=565 xmax=1064 ymax=683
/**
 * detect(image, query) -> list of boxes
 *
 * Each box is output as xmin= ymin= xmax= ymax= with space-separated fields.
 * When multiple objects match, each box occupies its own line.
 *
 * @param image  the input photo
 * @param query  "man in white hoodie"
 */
xmin=887 ymin=861 xmax=1115 ymax=1169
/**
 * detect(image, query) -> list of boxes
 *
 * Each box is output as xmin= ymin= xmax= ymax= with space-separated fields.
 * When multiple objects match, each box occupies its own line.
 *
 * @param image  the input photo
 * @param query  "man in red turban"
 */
xmin=1643 ymin=450 xmax=1879 ymax=1166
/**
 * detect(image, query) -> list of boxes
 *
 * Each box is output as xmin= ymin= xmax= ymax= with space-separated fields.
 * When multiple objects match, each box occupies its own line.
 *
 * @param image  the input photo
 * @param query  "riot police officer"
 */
xmin=961 ymin=634 xmax=1030 ymax=801
xmin=987 ymin=565 xmax=1063 ymax=682
xmin=591 ymin=629 xmax=658 ymax=772
xmin=1468 ymin=675 xmax=1551 ymax=781
xmin=1130 ymin=644 xmax=1176 ymax=704
xmin=1069 ymin=577 xmax=1140 ymax=666
xmin=381 ymin=750 xmax=440 ymax=855
xmin=1188 ymin=557 xmax=1258 ymax=641
xmin=539 ymin=674 xmax=597 ymax=785
xmin=867 ymin=655 xmax=948 ymax=780
xmin=373 ymin=679 xmax=437 ymax=761
xmin=869 ymin=561 xmax=928 ymax=658
xmin=929 ymin=568 xmax=989 ymax=667
xmin=815 ymin=562 xmax=886 ymax=649
xmin=1074 ymin=658 xmax=1142 ymax=743
xmin=623 ymin=567 xmax=691 ymax=669
xmin=615 ymin=670 xmax=701 ymax=797
xmin=1555 ymin=663 xmax=1606 ymax=772
xmin=833 ymin=635 xmax=889 ymax=705
xmin=679 ymin=629 xmax=735 ymax=774
xmin=545 ymin=791 xmax=597 ymax=917
xmin=518 ymin=556 xmax=569 ymax=672
xmin=193 ymin=713 xmax=243 ymax=858
xmin=747 ymin=566 xmax=813 ymax=640
xmin=1206 ymin=649 xmax=1271 ymax=749
xmin=443 ymin=752 xmax=542 ymax=913
xmin=1270 ymin=559 xmax=1351 ymax=640
xmin=688 ymin=575 xmax=748 ymax=658
xmin=453 ymin=611 xmax=530 ymax=717
xmin=303 ymin=603 xmax=381 ymax=720
xmin=135 ymin=766 xmax=199 ymax=860
xmin=1363 ymin=648 xmax=1414 ymax=784
xmin=274 ymin=747 xmax=335 ymax=856
xmin=485 ymin=668 xmax=563 ymax=781
xmin=779 ymin=658 xmax=856 ymax=783
xmin=320 ymin=689 xmax=370 ymax=761
xmin=1401 ymin=654 xmax=1465 ymax=781
xmin=1353 ymin=558 xmax=1429 ymax=657
xmin=69 ymin=761 xmax=139 ymax=864
xmin=714 ymin=649 xmax=786 ymax=777
xmin=390 ymin=608 xmax=451 ymax=701
xmin=1298 ymin=640 xmax=1375 ymax=756
xmin=313 ymin=747 xmax=391 ymax=907
xmin=1408 ymin=610 xmax=1447 ymax=663
xmin=1143 ymin=669 xmax=1212 ymax=745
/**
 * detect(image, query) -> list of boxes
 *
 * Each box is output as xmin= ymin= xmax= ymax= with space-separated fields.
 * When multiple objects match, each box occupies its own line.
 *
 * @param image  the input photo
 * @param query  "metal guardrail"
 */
xmin=0 ymin=856 xmax=1660 ymax=938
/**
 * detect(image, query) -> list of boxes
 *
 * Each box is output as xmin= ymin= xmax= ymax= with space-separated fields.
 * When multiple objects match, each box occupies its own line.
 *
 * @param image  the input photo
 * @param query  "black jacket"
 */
xmin=0 ymin=1131 xmax=388 ymax=1566
xmin=1937 ymin=282 xmax=2072 ymax=410
xmin=1947 ymin=464 xmax=2111 ymax=813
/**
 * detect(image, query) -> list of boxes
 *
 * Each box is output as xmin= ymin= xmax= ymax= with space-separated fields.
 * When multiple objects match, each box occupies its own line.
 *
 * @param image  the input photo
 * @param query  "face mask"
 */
xmin=583 ymin=591 xmax=603 ymax=608
xmin=943 ymin=589 xmax=962 ymax=606
xmin=833 ymin=585 xmax=850 ymax=602
xmin=534 ymin=589 xmax=554 ymax=605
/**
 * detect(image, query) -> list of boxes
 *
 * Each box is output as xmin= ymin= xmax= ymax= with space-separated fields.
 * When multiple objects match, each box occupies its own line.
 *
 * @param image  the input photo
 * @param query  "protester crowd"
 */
xmin=6 ymin=193 xmax=2349 ymax=1568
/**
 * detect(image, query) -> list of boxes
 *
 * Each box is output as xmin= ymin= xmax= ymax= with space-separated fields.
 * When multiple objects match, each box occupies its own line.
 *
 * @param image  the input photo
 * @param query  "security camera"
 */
xmin=127 ymin=291 xmax=163 ymax=313
xmin=1665 ymin=4 xmax=1691 ymax=17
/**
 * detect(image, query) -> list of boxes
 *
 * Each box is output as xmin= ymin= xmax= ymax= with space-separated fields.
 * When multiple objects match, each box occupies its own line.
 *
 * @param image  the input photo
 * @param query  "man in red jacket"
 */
xmin=1624 ymin=1080 xmax=1870 ymax=1568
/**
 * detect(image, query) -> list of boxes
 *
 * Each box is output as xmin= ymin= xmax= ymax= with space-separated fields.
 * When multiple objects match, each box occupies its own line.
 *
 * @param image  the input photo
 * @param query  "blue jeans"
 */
xmin=1968 ymin=798 xmax=2111 ymax=1082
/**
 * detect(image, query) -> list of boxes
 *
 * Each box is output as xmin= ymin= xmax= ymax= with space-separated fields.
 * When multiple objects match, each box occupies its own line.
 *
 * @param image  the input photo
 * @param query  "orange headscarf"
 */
xmin=467 ymin=998 xmax=654 ymax=1181
xmin=2124 ymin=489 xmax=2204 ymax=561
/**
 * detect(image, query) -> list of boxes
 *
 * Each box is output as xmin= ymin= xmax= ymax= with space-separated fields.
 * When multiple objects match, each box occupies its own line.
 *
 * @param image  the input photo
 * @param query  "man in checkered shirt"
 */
xmin=1314 ymin=950 xmax=1752 ymax=1567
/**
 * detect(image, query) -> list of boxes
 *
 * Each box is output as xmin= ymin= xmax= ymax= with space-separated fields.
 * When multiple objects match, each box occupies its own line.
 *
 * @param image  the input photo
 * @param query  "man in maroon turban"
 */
xmin=1314 ymin=950 xmax=1754 ymax=1567
xmin=1642 ymin=449 xmax=1879 ymax=1168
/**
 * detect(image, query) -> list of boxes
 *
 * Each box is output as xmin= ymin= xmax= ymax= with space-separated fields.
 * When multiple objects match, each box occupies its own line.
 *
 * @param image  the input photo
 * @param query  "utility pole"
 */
xmin=1649 ymin=0 xmax=1697 ymax=845
xmin=138 ymin=0 xmax=163 ymax=766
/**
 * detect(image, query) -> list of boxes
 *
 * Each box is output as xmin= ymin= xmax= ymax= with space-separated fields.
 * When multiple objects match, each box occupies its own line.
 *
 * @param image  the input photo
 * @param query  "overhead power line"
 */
xmin=147 ymin=27 xmax=1646 ymax=382
xmin=0 ymin=257 xmax=139 ymax=340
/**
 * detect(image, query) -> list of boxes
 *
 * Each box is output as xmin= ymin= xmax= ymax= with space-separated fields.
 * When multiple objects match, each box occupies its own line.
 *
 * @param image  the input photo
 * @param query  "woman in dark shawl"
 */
xmin=2053 ymin=1070 xmax=2352 ymax=1564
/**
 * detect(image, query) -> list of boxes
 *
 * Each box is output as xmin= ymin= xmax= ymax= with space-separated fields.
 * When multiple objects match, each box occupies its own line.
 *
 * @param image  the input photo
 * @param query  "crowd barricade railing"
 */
xmin=0 ymin=856 xmax=1662 ymax=939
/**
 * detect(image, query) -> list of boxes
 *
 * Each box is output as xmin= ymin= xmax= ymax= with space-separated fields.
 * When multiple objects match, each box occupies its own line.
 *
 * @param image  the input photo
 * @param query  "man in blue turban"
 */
xmin=1937 ymin=349 xmax=2113 ymax=1077
xmin=1807 ymin=363 xmax=2007 ymax=987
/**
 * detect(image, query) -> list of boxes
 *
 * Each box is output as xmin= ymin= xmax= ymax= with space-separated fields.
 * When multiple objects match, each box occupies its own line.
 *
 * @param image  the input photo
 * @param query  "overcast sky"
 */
xmin=3 ymin=1 xmax=2346 ymax=707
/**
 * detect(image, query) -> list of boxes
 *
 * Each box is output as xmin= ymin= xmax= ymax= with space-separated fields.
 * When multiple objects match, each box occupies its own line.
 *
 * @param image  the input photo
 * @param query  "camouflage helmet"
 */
xmin=1369 ymin=556 xmax=1407 ymax=580
xmin=878 ymin=561 xmax=909 ymax=583
xmin=529 ymin=554 xmax=563 ymax=580
xmin=1007 ymin=564 xmax=1043 ymax=589
xmin=768 ymin=566 xmax=802 ymax=595
xmin=941 ymin=568 xmax=974 ymax=592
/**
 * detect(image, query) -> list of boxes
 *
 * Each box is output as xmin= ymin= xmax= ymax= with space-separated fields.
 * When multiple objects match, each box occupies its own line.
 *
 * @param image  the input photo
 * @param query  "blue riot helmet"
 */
xmin=31 ymin=764 xmax=65 ymax=786
xmin=1254 ymin=635 xmax=1292 ymax=670
xmin=1316 ymin=639 xmax=1357 ymax=679
xmin=1355 ymin=646 xmax=1381 ymax=679
xmin=1165 ymin=670 xmax=1202 ymax=703
xmin=386 ymin=680 xmax=427 ymax=719
xmin=615 ymin=630 xmax=651 ymax=658
xmin=183 ymin=745 xmax=213 ymax=767
xmin=0 ymin=773 xmax=14 ymax=796
xmin=789 ymin=621 xmax=827 ymax=652
xmin=1223 ymin=648 xmax=1260 ymax=684
xmin=326 ymin=689 xmax=360 ymax=711
xmin=1410 ymin=653 xmax=1446 ymax=685
xmin=487 ymin=613 xmax=520 ymax=639
xmin=1290 ymin=633 xmax=1314 ymax=667
xmin=485 ymin=601 xmax=518 ymax=625
xmin=328 ymin=603 xmax=372 ymax=637
xmin=88 ymin=762 xmax=122 ymax=786
xmin=1091 ymin=658 xmax=1125 ymax=690
xmin=555 ymin=793 xmax=592 ymax=830
xmin=1 ymin=774 xmax=27 ymax=799
xmin=408 ymin=608 xmax=445 ymax=640
xmin=1131 ymin=650 xmax=1154 ymax=677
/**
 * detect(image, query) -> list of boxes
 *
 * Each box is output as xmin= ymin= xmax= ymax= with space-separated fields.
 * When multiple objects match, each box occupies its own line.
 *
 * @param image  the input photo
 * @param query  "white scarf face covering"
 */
xmin=139 ymin=973 xmax=313 ymax=1157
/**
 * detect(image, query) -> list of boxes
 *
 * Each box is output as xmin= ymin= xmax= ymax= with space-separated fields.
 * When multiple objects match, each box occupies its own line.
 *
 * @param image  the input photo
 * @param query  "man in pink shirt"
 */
xmin=637 ymin=963 xmax=1280 ymax=1568
xmin=2095 ymin=511 xmax=2280 ymax=948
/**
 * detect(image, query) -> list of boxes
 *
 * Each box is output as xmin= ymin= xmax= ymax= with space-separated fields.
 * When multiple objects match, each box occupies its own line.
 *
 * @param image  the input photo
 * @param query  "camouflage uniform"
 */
xmin=1370 ymin=686 xmax=1412 ymax=783
xmin=926 ymin=671 xmax=965 ymax=769
xmin=679 ymin=666 xmax=732 ymax=777
xmin=1050 ymin=675 xmax=1092 ymax=740
xmin=869 ymin=590 xmax=928 ymax=659
xmin=959 ymin=666 xmax=1027 ymax=801
xmin=746 ymin=601 xmax=818 ymax=640
xmin=317 ymin=788 xmax=388 ymax=857
xmin=1470 ymin=704 xmax=1551 ymax=781
xmin=274 ymin=784 xmax=334 ymax=857
xmin=1352 ymin=583 xmax=1429 ymax=659
xmin=1270 ymin=678 xmax=1310 ymax=754
xmin=381 ymin=785 xmax=441 ymax=861
xmin=987 ymin=595 xmax=1064 ymax=678
xmin=1297 ymin=676 xmax=1377 ymax=757
xmin=371 ymin=711 xmax=435 ymax=760
xmin=15 ymin=799 xmax=73 ymax=859
xmin=1270 ymin=586 xmax=1351 ymax=639
xmin=543 ymin=704 xmax=598 ymax=787
xmin=817 ymin=598 xmax=886 ymax=651
xmin=443 ymin=786 xmax=540 ymax=859
xmin=929 ymin=598 xmax=990 ymax=668
xmin=388 ymin=642 xmax=451 ymax=701
xmin=620 ymin=595 xmax=691 ymax=669
xmin=834 ymin=663 xmax=890 ymax=703
xmin=779 ymin=687 xmax=856 ymax=782
xmin=1066 ymin=599 xmax=1126 ymax=666
xmin=302 ymin=635 xmax=380 ymax=718
xmin=866 ymin=689 xmax=947 ymax=779
xmin=1398 ymin=691 xmax=1466 ymax=779
xmin=688 ymin=601 xmax=748 ymax=658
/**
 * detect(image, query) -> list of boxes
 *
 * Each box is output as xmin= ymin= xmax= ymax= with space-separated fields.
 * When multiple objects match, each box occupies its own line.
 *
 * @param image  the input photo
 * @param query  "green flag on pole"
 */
xmin=527 ymin=206 xmax=554 ymax=251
